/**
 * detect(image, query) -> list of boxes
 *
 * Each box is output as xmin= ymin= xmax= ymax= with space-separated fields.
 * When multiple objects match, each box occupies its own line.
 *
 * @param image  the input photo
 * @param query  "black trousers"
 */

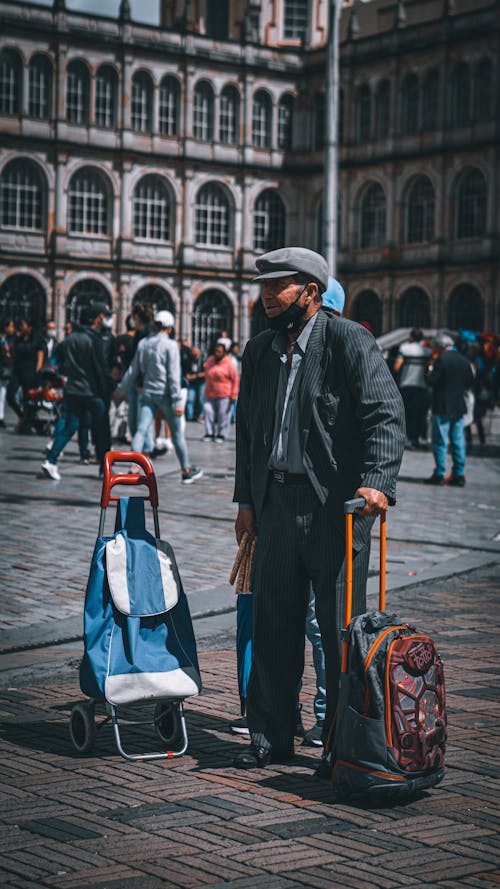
xmin=247 ymin=479 xmax=370 ymax=753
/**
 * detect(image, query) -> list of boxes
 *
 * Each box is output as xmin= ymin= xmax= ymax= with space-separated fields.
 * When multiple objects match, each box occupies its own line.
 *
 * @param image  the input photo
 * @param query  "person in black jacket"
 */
xmin=41 ymin=304 xmax=112 ymax=480
xmin=425 ymin=333 xmax=474 ymax=486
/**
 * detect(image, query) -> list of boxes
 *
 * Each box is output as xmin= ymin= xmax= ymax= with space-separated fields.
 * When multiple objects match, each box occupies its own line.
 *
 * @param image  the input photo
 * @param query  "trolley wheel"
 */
xmin=154 ymin=702 xmax=182 ymax=746
xmin=69 ymin=701 xmax=96 ymax=755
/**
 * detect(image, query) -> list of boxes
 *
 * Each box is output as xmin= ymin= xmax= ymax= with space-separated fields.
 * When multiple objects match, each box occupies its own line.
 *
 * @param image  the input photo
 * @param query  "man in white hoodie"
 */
xmin=115 ymin=310 xmax=202 ymax=485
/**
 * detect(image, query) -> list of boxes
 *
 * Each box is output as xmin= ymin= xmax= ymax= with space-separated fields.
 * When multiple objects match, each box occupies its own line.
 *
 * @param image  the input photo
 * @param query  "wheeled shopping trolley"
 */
xmin=69 ymin=451 xmax=202 ymax=761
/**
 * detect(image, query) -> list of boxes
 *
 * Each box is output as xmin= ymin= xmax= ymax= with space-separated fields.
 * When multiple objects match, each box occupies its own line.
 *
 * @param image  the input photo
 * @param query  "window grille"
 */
xmin=405 ymin=177 xmax=435 ymax=243
xmin=284 ymin=0 xmax=309 ymax=41
xmin=194 ymin=183 xmax=230 ymax=246
xmin=451 ymin=63 xmax=470 ymax=127
xmin=219 ymin=85 xmax=239 ymax=145
xmin=398 ymin=288 xmax=431 ymax=328
xmin=277 ymin=95 xmax=293 ymax=150
xmin=254 ymin=190 xmax=285 ymax=252
xmin=375 ymin=80 xmax=390 ymax=140
xmin=193 ymin=82 xmax=214 ymax=141
xmin=252 ymin=90 xmax=272 ymax=149
xmin=360 ymin=184 xmax=386 ymax=248
xmin=66 ymin=279 xmax=111 ymax=324
xmin=133 ymin=284 xmax=174 ymax=314
xmin=313 ymin=93 xmax=324 ymax=150
xmin=456 ymin=170 xmax=486 ymax=239
xmin=159 ymin=76 xmax=180 ymax=136
xmin=401 ymin=74 xmax=419 ymax=134
xmin=95 ymin=66 xmax=117 ymax=128
xmin=0 ymin=274 xmax=46 ymax=328
xmin=422 ymin=70 xmax=439 ymax=131
xmin=0 ymin=50 xmax=21 ymax=115
xmin=66 ymin=61 xmax=89 ymax=125
xmin=131 ymin=71 xmax=153 ymax=133
xmin=0 ymin=159 xmax=43 ymax=231
xmin=448 ymin=284 xmax=484 ymax=331
xmin=474 ymin=59 xmax=492 ymax=123
xmin=133 ymin=175 xmax=171 ymax=241
xmin=191 ymin=289 xmax=233 ymax=355
xmin=68 ymin=167 xmax=109 ymax=236
xmin=355 ymin=85 xmax=371 ymax=143
xmin=29 ymin=55 xmax=52 ymax=120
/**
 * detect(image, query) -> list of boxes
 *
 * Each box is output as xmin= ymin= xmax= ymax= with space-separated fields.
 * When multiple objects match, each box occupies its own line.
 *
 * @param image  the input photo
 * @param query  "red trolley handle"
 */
xmin=100 ymin=451 xmax=159 ymax=508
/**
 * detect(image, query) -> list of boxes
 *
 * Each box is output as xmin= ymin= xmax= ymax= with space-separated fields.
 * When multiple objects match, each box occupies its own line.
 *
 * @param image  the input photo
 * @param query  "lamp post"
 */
xmin=324 ymin=0 xmax=341 ymax=275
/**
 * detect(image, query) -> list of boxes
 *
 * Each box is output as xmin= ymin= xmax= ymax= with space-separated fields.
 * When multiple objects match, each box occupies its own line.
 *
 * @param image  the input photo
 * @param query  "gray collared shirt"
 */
xmin=268 ymin=312 xmax=319 ymax=474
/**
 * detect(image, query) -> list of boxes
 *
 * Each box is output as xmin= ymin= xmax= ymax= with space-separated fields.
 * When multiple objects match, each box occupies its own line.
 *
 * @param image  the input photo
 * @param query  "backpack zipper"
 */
xmin=363 ymin=624 xmax=408 ymax=715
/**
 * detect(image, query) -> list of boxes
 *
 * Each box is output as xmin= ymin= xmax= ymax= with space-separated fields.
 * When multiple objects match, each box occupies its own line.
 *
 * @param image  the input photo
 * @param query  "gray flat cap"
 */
xmin=254 ymin=247 xmax=329 ymax=292
xmin=433 ymin=332 xmax=454 ymax=349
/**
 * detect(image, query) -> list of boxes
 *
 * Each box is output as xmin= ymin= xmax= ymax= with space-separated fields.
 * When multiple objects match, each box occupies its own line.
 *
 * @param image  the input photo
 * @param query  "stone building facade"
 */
xmin=0 ymin=0 xmax=498 ymax=351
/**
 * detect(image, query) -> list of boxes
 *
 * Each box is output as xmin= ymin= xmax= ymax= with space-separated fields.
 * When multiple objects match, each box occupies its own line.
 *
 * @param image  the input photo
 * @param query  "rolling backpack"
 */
xmin=330 ymin=498 xmax=447 ymax=802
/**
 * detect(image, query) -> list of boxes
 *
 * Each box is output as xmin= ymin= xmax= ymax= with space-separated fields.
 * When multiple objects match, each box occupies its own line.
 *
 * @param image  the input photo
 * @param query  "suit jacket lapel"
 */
xmin=299 ymin=311 xmax=328 ymax=448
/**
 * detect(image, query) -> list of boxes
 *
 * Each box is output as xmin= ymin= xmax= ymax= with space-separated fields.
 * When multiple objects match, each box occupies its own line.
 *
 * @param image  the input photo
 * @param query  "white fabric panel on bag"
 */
xmin=156 ymin=545 xmax=179 ymax=611
xmin=105 ymin=534 xmax=130 ymax=614
xmin=105 ymin=667 xmax=201 ymax=704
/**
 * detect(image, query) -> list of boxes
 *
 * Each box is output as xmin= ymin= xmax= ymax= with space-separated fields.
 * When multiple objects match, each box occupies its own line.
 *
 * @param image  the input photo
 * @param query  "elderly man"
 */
xmin=233 ymin=247 xmax=405 ymax=769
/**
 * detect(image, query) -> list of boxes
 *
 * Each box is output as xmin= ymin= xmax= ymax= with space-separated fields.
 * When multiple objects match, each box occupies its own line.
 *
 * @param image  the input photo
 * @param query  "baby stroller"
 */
xmin=69 ymin=451 xmax=202 ymax=761
xmin=24 ymin=366 xmax=64 ymax=436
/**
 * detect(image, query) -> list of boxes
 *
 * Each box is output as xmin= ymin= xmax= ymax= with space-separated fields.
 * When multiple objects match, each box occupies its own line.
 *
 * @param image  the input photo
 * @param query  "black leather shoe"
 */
xmin=233 ymin=744 xmax=271 ymax=769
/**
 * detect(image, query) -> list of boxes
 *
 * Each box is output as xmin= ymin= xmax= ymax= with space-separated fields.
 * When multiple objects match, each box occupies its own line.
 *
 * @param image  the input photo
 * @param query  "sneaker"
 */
xmin=182 ymin=466 xmax=203 ymax=485
xmin=202 ymin=435 xmax=214 ymax=442
xmin=150 ymin=446 xmax=167 ymax=459
xmin=445 ymin=475 xmax=466 ymax=487
xmin=424 ymin=473 xmax=444 ymax=485
xmin=41 ymin=460 xmax=61 ymax=481
xmin=302 ymin=722 xmax=324 ymax=747
xmin=230 ymin=717 xmax=250 ymax=736
xmin=215 ymin=436 xmax=225 ymax=444
xmin=165 ymin=438 xmax=174 ymax=452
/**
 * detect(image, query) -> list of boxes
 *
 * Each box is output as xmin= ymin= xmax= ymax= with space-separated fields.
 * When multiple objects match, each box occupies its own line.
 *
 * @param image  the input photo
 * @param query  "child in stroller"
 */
xmin=24 ymin=366 xmax=64 ymax=436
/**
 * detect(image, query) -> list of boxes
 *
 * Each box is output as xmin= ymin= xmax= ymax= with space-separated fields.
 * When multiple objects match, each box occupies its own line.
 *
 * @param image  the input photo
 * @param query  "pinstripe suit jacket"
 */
xmin=234 ymin=310 xmax=405 ymax=550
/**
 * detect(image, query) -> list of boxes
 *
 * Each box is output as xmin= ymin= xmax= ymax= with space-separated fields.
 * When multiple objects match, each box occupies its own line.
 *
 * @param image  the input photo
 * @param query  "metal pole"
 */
xmin=324 ymin=0 xmax=341 ymax=275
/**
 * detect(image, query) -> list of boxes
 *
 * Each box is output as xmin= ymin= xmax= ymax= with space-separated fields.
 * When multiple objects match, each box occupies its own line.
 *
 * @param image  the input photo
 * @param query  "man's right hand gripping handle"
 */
xmin=235 ymin=506 xmax=257 ymax=544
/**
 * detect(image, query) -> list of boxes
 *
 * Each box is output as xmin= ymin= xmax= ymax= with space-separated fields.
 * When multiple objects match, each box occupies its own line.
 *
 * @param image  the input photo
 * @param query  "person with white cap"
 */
xmin=115 ymin=310 xmax=202 ymax=484
xmin=232 ymin=246 xmax=405 ymax=770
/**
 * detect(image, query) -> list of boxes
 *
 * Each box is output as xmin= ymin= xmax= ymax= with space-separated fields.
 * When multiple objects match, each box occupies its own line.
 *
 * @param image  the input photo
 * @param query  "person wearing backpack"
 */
xmin=232 ymin=247 xmax=405 ymax=770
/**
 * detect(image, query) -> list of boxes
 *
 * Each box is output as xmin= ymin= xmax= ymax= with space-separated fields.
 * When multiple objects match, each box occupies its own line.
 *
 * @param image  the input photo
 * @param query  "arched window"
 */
xmin=375 ymin=79 xmax=390 ymax=140
xmin=284 ymin=0 xmax=309 ymax=42
xmin=0 ymin=50 xmax=22 ymax=116
xmin=159 ymin=75 xmax=180 ymax=137
xmin=401 ymin=73 xmax=419 ymax=134
xmin=252 ymin=90 xmax=272 ymax=149
xmin=131 ymin=71 xmax=153 ymax=133
xmin=192 ymin=289 xmax=233 ymax=354
xmin=0 ymin=274 xmax=46 ymax=328
xmin=193 ymin=81 xmax=214 ymax=141
xmin=253 ymin=189 xmax=285 ymax=252
xmin=404 ymin=177 xmax=435 ymax=244
xmin=219 ymin=85 xmax=240 ymax=145
xmin=194 ymin=183 xmax=230 ymax=246
xmin=95 ymin=65 xmax=117 ymax=129
xmin=67 ymin=279 xmax=111 ymax=324
xmin=277 ymin=94 xmax=294 ymax=150
xmin=474 ymin=58 xmax=492 ymax=123
xmin=133 ymin=175 xmax=171 ymax=242
xmin=451 ymin=63 xmax=470 ymax=127
xmin=28 ymin=54 xmax=52 ymax=120
xmin=351 ymin=291 xmax=382 ymax=338
xmin=422 ymin=69 xmax=439 ymax=131
xmin=355 ymin=84 xmax=371 ymax=143
xmin=398 ymin=287 xmax=431 ymax=328
xmin=455 ymin=169 xmax=487 ymax=239
xmin=313 ymin=92 xmax=325 ymax=150
xmin=448 ymin=284 xmax=484 ymax=331
xmin=68 ymin=167 xmax=110 ymax=236
xmin=359 ymin=183 xmax=386 ymax=248
xmin=0 ymin=159 xmax=44 ymax=231
xmin=133 ymin=284 xmax=175 ymax=314
xmin=66 ymin=60 xmax=89 ymax=125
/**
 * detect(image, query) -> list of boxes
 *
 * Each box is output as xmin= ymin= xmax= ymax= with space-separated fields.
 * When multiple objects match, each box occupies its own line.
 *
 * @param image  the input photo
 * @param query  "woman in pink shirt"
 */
xmin=203 ymin=343 xmax=240 ymax=442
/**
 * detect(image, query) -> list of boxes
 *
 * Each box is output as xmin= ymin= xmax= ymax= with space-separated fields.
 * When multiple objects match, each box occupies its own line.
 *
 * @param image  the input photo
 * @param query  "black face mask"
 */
xmin=266 ymin=285 xmax=308 ymax=332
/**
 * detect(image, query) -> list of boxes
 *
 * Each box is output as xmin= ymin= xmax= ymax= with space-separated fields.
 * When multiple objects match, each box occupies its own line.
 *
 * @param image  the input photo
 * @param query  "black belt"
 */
xmin=270 ymin=470 xmax=309 ymax=485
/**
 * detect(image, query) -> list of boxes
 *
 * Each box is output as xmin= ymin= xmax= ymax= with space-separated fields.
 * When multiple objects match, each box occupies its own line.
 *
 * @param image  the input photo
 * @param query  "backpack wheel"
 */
xmin=154 ymin=702 xmax=182 ymax=746
xmin=69 ymin=702 xmax=96 ymax=755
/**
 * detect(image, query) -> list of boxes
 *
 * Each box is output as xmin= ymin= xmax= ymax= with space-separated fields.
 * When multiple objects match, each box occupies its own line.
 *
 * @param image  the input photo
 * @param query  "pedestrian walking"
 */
xmin=425 ymin=332 xmax=474 ymax=486
xmin=115 ymin=310 xmax=202 ymax=485
xmin=232 ymin=246 xmax=405 ymax=770
xmin=185 ymin=347 xmax=205 ymax=422
xmin=7 ymin=319 xmax=47 ymax=432
xmin=0 ymin=318 xmax=16 ymax=428
xmin=203 ymin=343 xmax=239 ymax=443
xmin=41 ymin=304 xmax=112 ymax=480
xmin=393 ymin=328 xmax=432 ymax=449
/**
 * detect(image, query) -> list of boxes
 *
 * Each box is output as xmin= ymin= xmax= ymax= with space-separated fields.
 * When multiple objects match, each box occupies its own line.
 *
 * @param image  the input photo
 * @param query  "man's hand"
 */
xmin=235 ymin=507 xmax=257 ymax=544
xmin=174 ymin=406 xmax=184 ymax=417
xmin=354 ymin=487 xmax=388 ymax=516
